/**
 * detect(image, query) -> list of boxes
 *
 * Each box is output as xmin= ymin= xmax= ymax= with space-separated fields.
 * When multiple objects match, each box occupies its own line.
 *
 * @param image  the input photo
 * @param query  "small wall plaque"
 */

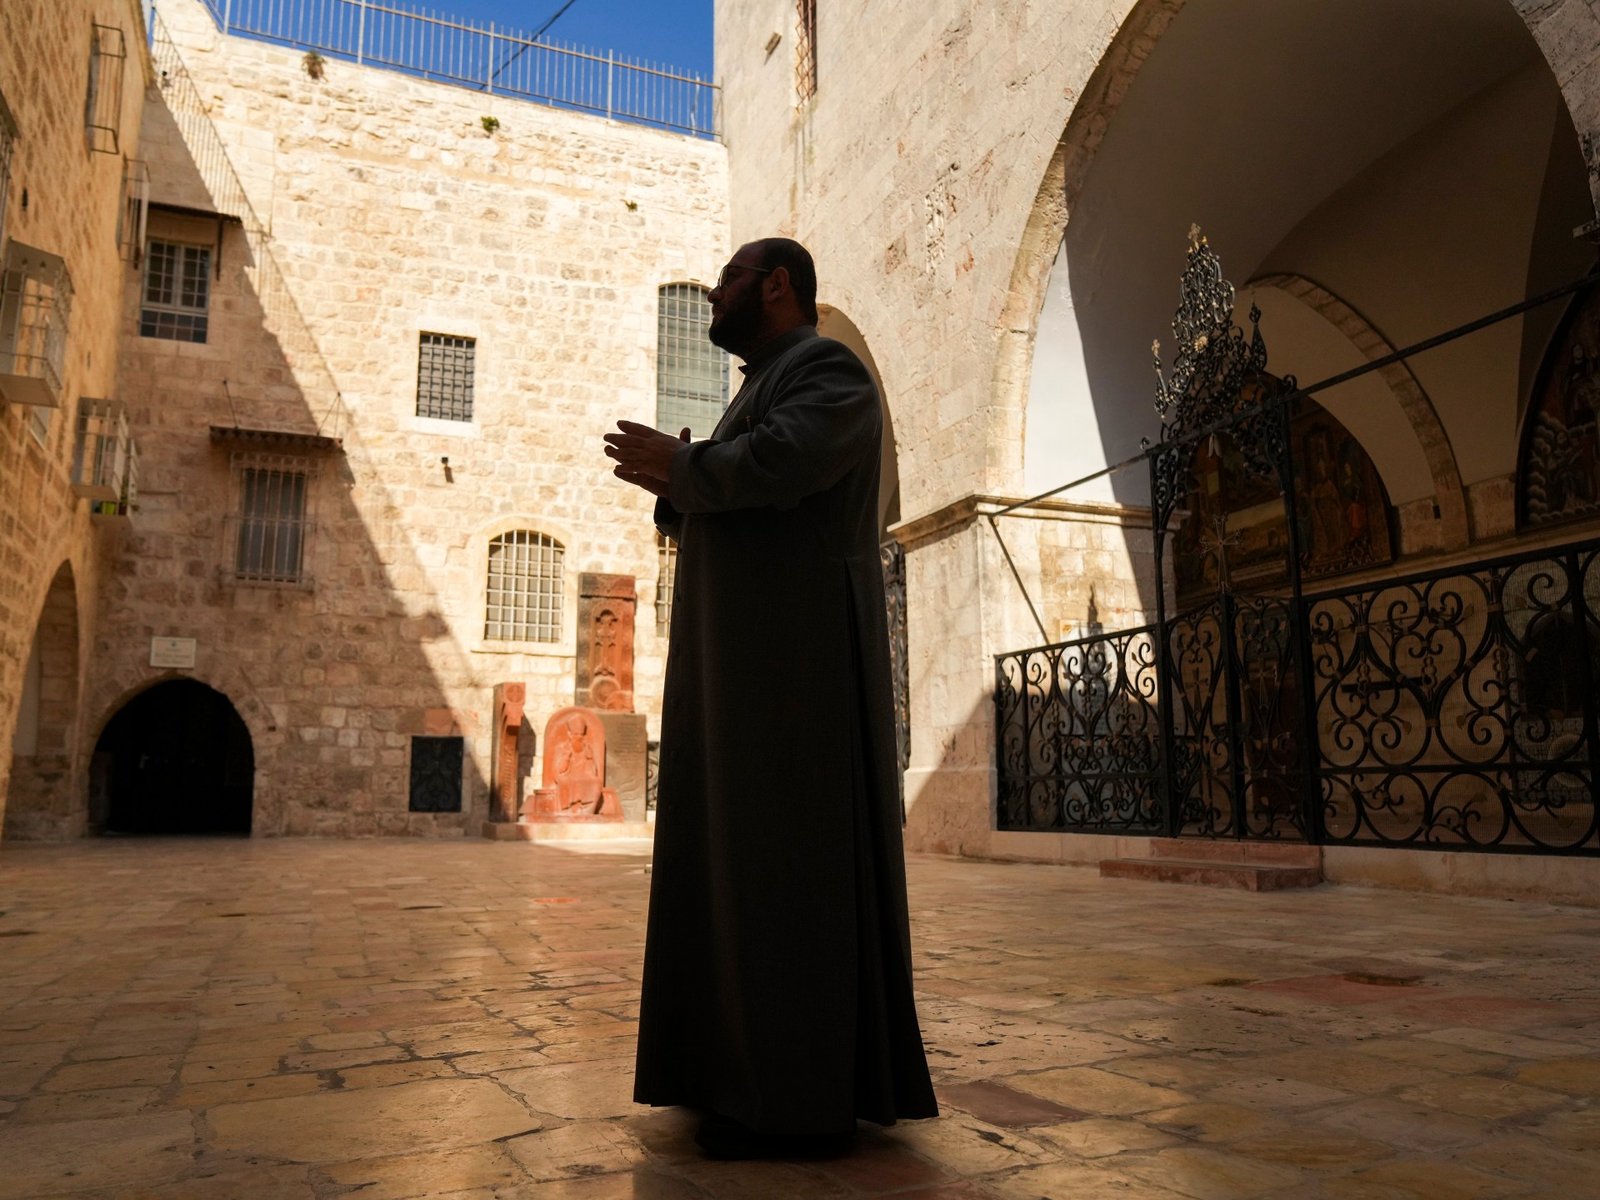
xmin=149 ymin=636 xmax=197 ymax=669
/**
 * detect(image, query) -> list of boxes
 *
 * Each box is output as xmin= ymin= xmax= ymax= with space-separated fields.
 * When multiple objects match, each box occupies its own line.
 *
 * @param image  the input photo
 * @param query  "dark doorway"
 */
xmin=95 ymin=680 xmax=254 ymax=835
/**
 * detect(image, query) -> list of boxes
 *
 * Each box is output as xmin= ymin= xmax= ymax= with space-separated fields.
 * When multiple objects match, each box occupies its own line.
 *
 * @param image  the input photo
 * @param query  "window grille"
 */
xmin=485 ymin=530 xmax=564 ymax=643
xmin=140 ymin=240 xmax=210 ymax=342
xmin=417 ymin=332 xmax=476 ymax=421
xmin=72 ymin=399 xmax=131 ymax=501
xmin=0 ymin=90 xmax=15 ymax=257
xmin=118 ymin=160 xmax=149 ymax=265
xmin=656 ymin=532 xmax=676 ymax=635
xmin=0 ymin=242 xmax=73 ymax=410
xmin=656 ymin=284 xmax=727 ymax=437
xmin=233 ymin=453 xmax=312 ymax=585
xmin=84 ymin=23 xmax=126 ymax=155
xmin=409 ymin=736 xmax=464 ymax=812
xmin=795 ymin=0 xmax=818 ymax=103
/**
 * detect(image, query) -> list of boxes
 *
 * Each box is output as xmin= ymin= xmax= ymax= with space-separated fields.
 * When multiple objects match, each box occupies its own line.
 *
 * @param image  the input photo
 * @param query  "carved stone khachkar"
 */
xmin=489 ymin=682 xmax=526 ymax=824
xmin=576 ymin=573 xmax=635 ymax=712
xmin=525 ymin=705 xmax=621 ymax=820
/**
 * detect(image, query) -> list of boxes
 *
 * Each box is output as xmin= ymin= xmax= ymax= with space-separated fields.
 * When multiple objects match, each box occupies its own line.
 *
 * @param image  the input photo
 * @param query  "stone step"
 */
xmin=1145 ymin=837 xmax=1320 ymax=867
xmin=1099 ymin=857 xmax=1323 ymax=891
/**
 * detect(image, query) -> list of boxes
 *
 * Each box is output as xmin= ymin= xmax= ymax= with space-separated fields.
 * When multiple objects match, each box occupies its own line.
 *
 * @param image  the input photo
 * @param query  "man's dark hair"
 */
xmin=754 ymin=237 xmax=819 ymax=325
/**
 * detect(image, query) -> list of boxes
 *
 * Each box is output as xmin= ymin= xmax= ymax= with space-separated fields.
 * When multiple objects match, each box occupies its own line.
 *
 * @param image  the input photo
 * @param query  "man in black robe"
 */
xmin=603 ymin=238 xmax=937 ymax=1157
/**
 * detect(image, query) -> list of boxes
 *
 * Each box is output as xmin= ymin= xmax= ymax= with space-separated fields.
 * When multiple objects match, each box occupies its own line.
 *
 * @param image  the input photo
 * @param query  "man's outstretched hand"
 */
xmin=605 ymin=421 xmax=690 ymax=498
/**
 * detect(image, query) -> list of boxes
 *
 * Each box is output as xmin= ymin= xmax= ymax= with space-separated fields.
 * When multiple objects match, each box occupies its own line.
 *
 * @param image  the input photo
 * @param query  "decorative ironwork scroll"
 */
xmin=996 ymin=626 xmax=1165 ymax=832
xmin=408 ymin=736 xmax=463 ymax=813
xmin=1309 ymin=540 xmax=1600 ymax=852
xmin=882 ymin=540 xmax=911 ymax=791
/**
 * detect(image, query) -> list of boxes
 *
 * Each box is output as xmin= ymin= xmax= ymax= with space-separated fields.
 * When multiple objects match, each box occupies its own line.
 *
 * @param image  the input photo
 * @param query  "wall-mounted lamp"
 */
xmin=764 ymin=32 xmax=782 ymax=57
xmin=441 ymin=455 xmax=453 ymax=484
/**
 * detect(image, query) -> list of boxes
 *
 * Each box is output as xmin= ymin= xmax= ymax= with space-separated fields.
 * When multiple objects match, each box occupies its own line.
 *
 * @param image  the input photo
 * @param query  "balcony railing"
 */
xmin=193 ymin=0 xmax=718 ymax=138
xmin=89 ymin=437 xmax=139 ymax=523
xmin=72 ymin=399 xmax=132 ymax=502
xmin=0 ymin=242 xmax=73 ymax=409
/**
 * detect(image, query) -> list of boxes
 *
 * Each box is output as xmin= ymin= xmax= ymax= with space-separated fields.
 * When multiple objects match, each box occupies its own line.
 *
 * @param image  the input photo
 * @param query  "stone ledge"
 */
xmin=1099 ymin=857 xmax=1323 ymax=891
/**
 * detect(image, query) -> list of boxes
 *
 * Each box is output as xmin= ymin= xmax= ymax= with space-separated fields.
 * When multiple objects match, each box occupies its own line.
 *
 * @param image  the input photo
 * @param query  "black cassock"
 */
xmin=634 ymin=326 xmax=938 ymax=1135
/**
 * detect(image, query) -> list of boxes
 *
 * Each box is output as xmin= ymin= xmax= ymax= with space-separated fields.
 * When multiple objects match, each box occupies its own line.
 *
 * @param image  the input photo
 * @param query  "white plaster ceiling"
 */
xmin=1037 ymin=0 xmax=1559 ymax=502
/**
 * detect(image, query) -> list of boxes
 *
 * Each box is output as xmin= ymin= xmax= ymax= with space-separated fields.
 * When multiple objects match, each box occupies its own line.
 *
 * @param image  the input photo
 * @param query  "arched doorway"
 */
xmin=95 ymin=680 xmax=254 ymax=835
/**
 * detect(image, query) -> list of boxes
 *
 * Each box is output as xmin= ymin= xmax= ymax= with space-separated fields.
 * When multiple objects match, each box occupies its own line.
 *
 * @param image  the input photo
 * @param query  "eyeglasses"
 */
xmin=714 ymin=263 xmax=773 ymax=291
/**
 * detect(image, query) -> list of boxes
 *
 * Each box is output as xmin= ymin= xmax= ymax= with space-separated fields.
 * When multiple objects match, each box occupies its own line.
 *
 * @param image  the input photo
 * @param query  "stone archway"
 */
xmin=3 ymin=563 xmax=81 ymax=841
xmin=818 ymin=305 xmax=900 ymax=532
xmin=94 ymin=679 xmax=255 ymax=835
xmin=1010 ymin=0 xmax=1594 ymax=542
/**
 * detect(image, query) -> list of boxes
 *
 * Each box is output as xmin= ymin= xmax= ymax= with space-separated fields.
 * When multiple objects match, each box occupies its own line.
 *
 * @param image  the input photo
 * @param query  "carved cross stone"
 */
xmin=576 ymin=573 xmax=635 ymax=712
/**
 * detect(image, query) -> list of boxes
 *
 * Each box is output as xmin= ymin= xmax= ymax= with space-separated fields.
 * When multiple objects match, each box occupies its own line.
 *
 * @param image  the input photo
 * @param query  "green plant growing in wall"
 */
xmin=481 ymin=115 xmax=501 ymax=135
xmin=302 ymin=51 xmax=326 ymax=80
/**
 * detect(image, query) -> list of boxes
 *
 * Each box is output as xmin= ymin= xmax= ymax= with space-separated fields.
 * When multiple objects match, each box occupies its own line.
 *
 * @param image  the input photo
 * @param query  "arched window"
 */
xmin=656 ymin=283 xmax=727 ymax=438
xmin=485 ymin=530 xmax=564 ymax=643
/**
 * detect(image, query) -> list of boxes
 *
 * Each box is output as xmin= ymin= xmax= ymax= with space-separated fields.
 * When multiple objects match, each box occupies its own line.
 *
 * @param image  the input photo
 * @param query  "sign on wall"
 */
xmin=149 ymin=637 xmax=197 ymax=669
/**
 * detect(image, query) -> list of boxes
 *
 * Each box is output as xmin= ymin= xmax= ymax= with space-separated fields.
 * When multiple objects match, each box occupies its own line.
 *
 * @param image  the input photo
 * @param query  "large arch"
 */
xmin=1013 ymin=0 xmax=1594 ymax=549
xmin=818 ymin=305 xmax=901 ymax=532
xmin=93 ymin=679 xmax=255 ymax=836
xmin=3 ymin=562 xmax=82 ymax=841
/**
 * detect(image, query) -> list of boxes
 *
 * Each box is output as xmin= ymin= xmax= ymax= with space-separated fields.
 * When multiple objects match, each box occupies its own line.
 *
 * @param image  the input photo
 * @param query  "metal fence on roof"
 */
xmin=191 ymin=0 xmax=719 ymax=138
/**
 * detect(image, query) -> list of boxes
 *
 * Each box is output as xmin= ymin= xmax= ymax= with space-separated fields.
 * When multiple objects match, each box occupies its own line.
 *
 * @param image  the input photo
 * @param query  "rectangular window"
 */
xmin=0 ymin=241 xmax=73 ymax=410
xmin=140 ymin=240 xmax=210 ymax=342
xmin=84 ymin=23 xmax=126 ymax=155
xmin=416 ymin=333 xmax=476 ymax=421
xmin=656 ymin=533 xmax=676 ymax=635
xmin=409 ymin=736 xmax=464 ymax=812
xmin=795 ymin=0 xmax=818 ymax=103
xmin=656 ymin=284 xmax=728 ymax=438
xmin=234 ymin=456 xmax=310 ymax=584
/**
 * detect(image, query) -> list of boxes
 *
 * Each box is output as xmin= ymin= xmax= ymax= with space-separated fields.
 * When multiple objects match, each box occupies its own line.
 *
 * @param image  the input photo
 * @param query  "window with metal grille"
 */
xmin=84 ymin=23 xmax=126 ymax=155
xmin=485 ymin=530 xmax=564 ymax=643
xmin=140 ymin=240 xmax=210 ymax=342
xmin=795 ymin=0 xmax=818 ymax=103
xmin=656 ymin=532 xmax=676 ymax=635
xmin=656 ymin=284 xmax=727 ymax=438
xmin=417 ymin=332 xmax=476 ymax=421
xmin=234 ymin=456 xmax=311 ymax=584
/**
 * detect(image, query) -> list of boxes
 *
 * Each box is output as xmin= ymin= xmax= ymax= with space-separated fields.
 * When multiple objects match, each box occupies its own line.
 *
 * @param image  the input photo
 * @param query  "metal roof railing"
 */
xmin=193 ymin=0 xmax=719 ymax=138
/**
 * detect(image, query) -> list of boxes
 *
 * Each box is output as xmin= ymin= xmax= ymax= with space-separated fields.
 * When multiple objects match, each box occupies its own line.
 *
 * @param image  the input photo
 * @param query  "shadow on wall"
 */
xmin=45 ymin=106 xmax=497 ymax=837
xmin=2 ymin=563 xmax=81 ymax=840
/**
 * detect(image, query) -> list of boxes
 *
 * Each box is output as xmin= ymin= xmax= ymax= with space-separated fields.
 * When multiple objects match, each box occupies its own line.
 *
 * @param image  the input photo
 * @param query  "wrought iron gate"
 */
xmin=995 ymin=233 xmax=1600 ymax=856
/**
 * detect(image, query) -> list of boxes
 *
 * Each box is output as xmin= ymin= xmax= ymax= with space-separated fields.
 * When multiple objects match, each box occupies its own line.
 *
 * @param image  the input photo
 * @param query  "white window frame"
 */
xmin=484 ymin=530 xmax=564 ymax=644
xmin=416 ymin=332 xmax=477 ymax=422
xmin=140 ymin=239 xmax=211 ymax=342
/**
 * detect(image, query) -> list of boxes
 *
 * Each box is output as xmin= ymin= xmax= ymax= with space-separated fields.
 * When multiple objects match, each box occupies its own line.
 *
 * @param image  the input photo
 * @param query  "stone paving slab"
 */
xmin=0 ymin=839 xmax=1596 ymax=1198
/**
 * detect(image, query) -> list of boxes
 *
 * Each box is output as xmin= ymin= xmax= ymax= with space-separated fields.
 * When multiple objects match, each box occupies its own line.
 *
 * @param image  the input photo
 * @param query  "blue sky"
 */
xmin=441 ymin=0 xmax=714 ymax=79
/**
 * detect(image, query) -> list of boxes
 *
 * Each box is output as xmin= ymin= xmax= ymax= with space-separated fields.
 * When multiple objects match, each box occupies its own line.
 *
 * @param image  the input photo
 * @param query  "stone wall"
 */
xmin=0 ymin=0 xmax=151 ymax=838
xmin=77 ymin=0 xmax=728 ymax=835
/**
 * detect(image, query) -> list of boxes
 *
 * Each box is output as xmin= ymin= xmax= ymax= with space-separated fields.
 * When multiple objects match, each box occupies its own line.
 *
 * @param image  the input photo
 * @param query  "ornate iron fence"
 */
xmin=187 ymin=0 xmax=718 ymax=138
xmin=997 ymin=535 xmax=1600 ymax=855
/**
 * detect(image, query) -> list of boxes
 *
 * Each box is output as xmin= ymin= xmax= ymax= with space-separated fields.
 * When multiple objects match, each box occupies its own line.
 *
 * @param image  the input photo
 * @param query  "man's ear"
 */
xmin=766 ymin=265 xmax=791 ymax=302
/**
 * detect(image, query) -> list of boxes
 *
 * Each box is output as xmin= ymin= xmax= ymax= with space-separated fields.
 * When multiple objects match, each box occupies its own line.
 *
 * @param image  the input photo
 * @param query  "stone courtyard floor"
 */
xmin=0 ymin=841 xmax=1597 ymax=1200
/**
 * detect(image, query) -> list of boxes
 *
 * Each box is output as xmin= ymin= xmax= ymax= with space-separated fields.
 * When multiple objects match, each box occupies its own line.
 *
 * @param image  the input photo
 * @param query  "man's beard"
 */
xmin=708 ymin=291 xmax=761 ymax=355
